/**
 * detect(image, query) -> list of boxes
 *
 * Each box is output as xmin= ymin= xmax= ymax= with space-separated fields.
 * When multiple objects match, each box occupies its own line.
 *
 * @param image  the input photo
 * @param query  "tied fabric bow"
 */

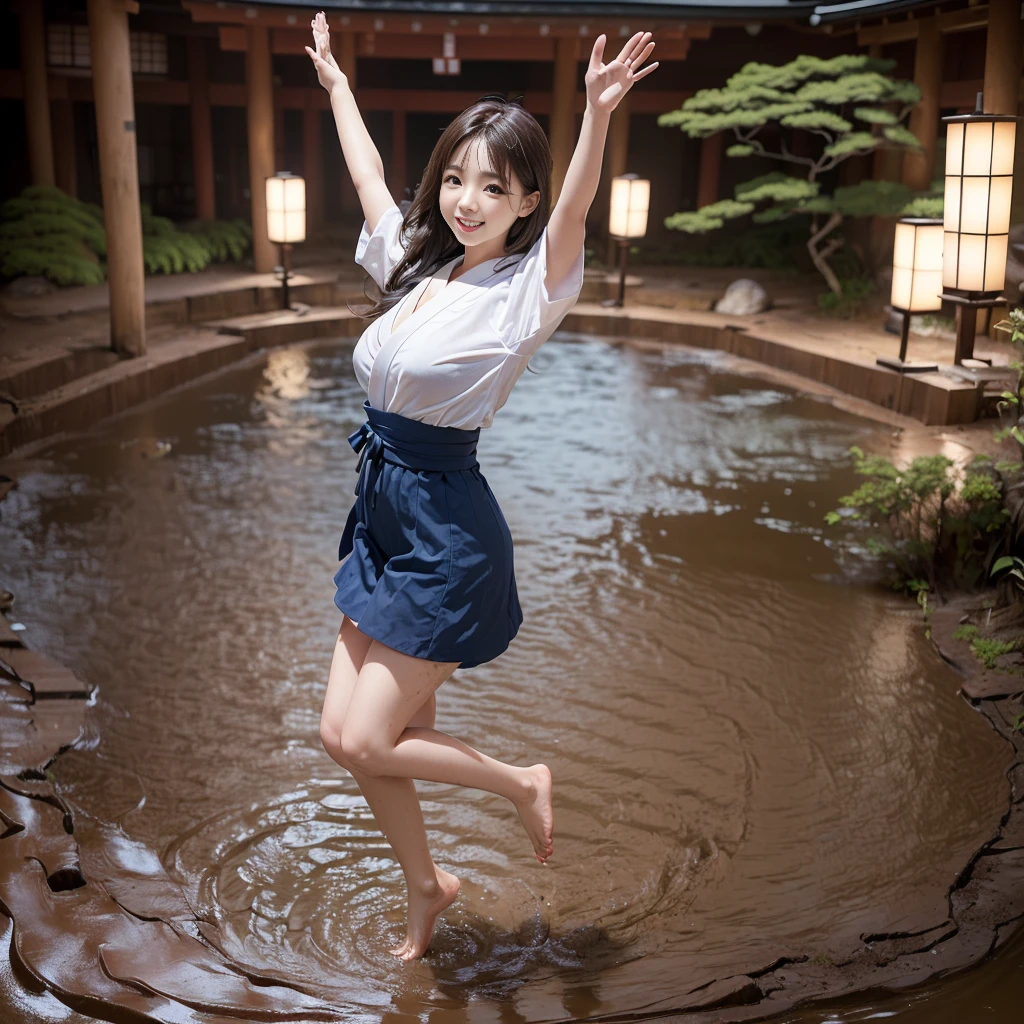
xmin=347 ymin=420 xmax=387 ymax=511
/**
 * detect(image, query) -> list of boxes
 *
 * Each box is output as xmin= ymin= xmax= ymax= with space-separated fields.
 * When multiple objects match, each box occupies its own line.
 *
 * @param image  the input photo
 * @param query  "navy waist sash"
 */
xmin=338 ymin=398 xmax=481 ymax=560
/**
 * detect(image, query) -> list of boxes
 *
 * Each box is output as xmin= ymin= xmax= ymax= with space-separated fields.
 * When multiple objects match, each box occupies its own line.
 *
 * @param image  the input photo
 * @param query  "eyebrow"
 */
xmin=444 ymin=163 xmax=502 ymax=181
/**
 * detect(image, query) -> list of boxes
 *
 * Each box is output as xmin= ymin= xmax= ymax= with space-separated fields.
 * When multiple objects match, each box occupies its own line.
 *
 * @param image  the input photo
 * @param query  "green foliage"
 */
xmin=832 ymin=180 xmax=913 ymax=218
xmin=726 ymin=144 xmax=755 ymax=157
xmin=780 ymin=111 xmax=852 ymax=133
xmin=822 ymin=131 xmax=881 ymax=158
xmin=736 ymin=172 xmax=820 ymax=205
xmin=665 ymin=199 xmax=756 ymax=233
xmin=900 ymin=196 xmax=944 ymax=218
xmin=630 ymin=221 xmax=805 ymax=270
xmin=824 ymin=447 xmax=1010 ymax=592
xmin=969 ymin=636 xmax=1020 ymax=669
xmin=0 ymin=186 xmax=252 ymax=287
xmin=953 ymin=623 xmax=980 ymax=641
xmin=817 ymin=276 xmax=876 ymax=316
xmin=854 ymin=107 xmax=898 ymax=125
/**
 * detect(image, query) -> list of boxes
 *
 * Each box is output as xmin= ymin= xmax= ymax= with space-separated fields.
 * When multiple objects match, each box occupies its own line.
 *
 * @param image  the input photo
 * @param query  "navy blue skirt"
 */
xmin=333 ymin=399 xmax=523 ymax=668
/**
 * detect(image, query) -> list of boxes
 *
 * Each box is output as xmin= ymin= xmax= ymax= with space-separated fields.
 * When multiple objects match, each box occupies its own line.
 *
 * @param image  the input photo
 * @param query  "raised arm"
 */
xmin=305 ymin=11 xmax=395 ymax=234
xmin=545 ymin=32 xmax=659 ymax=291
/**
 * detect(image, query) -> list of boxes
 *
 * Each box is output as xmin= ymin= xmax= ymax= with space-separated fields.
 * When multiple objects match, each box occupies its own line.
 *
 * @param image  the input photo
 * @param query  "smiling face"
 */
xmin=438 ymin=136 xmax=541 ymax=262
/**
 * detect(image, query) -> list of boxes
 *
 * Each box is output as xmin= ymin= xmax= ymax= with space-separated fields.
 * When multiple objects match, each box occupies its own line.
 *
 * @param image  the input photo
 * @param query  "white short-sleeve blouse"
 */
xmin=350 ymin=202 xmax=585 ymax=430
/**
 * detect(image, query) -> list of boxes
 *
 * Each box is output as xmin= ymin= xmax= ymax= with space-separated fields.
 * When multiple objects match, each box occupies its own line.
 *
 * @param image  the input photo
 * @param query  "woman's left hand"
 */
xmin=585 ymin=32 xmax=659 ymax=113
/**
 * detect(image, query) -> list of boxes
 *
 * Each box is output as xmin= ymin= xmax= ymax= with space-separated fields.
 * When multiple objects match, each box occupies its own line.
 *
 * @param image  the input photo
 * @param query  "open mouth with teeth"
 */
xmin=455 ymin=216 xmax=484 ymax=231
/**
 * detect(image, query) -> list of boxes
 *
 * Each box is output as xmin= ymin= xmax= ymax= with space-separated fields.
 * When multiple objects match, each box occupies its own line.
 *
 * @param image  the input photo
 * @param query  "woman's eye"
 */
xmin=486 ymin=184 xmax=504 ymax=195
xmin=444 ymin=174 xmax=460 ymax=185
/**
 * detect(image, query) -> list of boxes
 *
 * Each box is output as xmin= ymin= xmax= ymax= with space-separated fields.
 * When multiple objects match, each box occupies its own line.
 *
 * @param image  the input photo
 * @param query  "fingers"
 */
xmin=304 ymin=45 xmax=319 ymax=64
xmin=589 ymin=33 xmax=606 ymax=71
xmin=614 ymin=30 xmax=646 ymax=65
xmin=624 ymin=32 xmax=653 ymax=68
xmin=630 ymin=60 xmax=659 ymax=83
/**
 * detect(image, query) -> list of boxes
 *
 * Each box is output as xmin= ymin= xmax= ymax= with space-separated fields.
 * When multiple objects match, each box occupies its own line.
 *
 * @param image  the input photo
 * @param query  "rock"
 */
xmin=2 ymin=275 xmax=55 ymax=299
xmin=714 ymin=278 xmax=770 ymax=315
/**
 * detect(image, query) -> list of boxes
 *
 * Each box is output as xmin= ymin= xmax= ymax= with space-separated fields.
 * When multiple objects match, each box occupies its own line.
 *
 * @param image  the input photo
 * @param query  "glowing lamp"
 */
xmin=879 ymin=218 xmax=943 ymax=374
xmin=266 ymin=171 xmax=306 ymax=244
xmin=608 ymin=173 xmax=650 ymax=240
xmin=605 ymin=173 xmax=650 ymax=308
xmin=265 ymin=172 xmax=305 ymax=310
xmin=940 ymin=94 xmax=1018 ymax=366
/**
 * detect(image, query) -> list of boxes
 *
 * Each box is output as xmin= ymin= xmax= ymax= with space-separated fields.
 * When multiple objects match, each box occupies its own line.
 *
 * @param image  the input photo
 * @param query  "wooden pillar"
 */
xmin=984 ymin=0 xmax=1023 ymax=115
xmin=302 ymin=98 xmax=323 ymax=230
xmin=603 ymin=95 xmax=629 ymax=265
xmin=245 ymin=24 xmax=275 ymax=273
xmin=549 ymin=36 xmax=577 ymax=207
xmin=86 ymin=0 xmax=145 ymax=356
xmin=274 ymin=105 xmax=286 ymax=171
xmin=51 ymin=98 xmax=77 ymax=197
xmin=697 ymin=131 xmax=722 ymax=208
xmin=338 ymin=31 xmax=359 ymax=218
xmin=18 ymin=0 xmax=55 ymax=187
xmin=391 ymin=109 xmax=407 ymax=202
xmin=868 ymin=43 xmax=903 ymax=266
xmin=902 ymin=18 xmax=943 ymax=192
xmin=186 ymin=36 xmax=215 ymax=220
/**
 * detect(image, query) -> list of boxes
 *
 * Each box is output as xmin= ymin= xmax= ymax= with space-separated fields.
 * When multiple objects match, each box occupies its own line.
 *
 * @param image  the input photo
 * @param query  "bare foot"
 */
xmin=514 ymin=763 xmax=554 ymax=863
xmin=388 ymin=866 xmax=461 ymax=961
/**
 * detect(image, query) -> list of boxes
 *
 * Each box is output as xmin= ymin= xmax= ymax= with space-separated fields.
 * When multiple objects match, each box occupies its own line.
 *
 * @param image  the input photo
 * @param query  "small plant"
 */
xmin=969 ymin=635 xmax=1020 ymax=670
xmin=824 ymin=446 xmax=1009 ymax=592
xmin=952 ymin=623 xmax=979 ymax=642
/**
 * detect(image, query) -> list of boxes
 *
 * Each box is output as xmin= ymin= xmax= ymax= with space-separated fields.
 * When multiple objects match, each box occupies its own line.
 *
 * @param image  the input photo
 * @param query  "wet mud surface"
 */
xmin=0 ymin=334 xmax=1021 ymax=1022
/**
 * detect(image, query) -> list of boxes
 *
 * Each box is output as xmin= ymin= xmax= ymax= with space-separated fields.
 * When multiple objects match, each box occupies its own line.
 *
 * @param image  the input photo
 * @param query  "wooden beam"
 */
xmin=217 ymin=26 xmax=693 ymax=62
xmin=857 ymin=4 xmax=990 ymax=46
xmin=184 ymin=2 xmax=703 ymax=41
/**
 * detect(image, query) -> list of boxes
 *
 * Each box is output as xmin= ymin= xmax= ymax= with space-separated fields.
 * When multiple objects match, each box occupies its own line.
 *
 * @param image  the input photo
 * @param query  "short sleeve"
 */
xmin=499 ymin=224 xmax=585 ymax=352
xmin=354 ymin=203 xmax=407 ymax=290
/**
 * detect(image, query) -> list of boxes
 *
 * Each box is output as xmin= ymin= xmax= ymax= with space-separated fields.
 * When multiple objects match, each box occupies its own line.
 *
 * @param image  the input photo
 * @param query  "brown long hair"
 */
xmin=350 ymin=94 xmax=551 ymax=321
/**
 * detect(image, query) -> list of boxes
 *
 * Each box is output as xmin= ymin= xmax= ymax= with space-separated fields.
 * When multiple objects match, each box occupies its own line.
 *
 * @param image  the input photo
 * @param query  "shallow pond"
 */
xmin=0 ymin=333 xmax=1017 ymax=1022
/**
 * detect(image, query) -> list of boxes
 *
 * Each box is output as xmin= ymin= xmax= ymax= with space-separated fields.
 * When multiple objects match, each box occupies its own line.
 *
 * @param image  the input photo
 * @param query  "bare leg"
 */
xmin=320 ymin=616 xmax=460 ymax=959
xmin=340 ymin=639 xmax=554 ymax=865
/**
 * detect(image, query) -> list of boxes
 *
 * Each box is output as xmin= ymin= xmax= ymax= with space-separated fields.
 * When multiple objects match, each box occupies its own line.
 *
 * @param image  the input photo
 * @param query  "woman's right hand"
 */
xmin=305 ymin=10 xmax=347 ymax=94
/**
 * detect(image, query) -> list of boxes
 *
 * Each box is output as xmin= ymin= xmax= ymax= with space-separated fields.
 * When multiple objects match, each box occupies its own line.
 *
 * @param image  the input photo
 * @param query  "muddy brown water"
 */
xmin=0 ymin=334 xmax=1020 ymax=1023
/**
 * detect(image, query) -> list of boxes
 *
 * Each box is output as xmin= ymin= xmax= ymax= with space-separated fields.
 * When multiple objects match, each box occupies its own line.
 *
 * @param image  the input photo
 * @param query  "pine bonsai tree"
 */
xmin=658 ymin=55 xmax=936 ymax=294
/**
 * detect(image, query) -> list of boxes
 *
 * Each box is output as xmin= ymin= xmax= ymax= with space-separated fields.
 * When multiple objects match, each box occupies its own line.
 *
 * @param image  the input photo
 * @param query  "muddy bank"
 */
xmin=0 ymin=336 xmax=1022 ymax=1022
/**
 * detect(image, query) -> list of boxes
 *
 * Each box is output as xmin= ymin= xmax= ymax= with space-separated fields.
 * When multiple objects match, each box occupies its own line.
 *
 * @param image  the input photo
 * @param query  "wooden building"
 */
xmin=1 ymin=0 xmax=1021 ymax=352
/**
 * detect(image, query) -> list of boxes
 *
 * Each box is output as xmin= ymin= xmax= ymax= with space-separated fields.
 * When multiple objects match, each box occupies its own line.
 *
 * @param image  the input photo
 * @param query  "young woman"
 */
xmin=305 ymin=11 xmax=658 ymax=961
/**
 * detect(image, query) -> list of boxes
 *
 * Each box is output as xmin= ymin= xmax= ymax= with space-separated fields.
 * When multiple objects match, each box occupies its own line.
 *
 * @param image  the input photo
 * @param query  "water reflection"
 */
xmin=0 ymin=333 xmax=1012 ymax=1022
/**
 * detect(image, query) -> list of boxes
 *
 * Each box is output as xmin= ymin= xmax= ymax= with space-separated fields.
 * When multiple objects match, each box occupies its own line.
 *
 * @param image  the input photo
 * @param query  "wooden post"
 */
xmin=697 ymin=131 xmax=722 ymax=208
xmin=51 ymin=98 xmax=77 ymax=197
xmin=902 ymin=17 xmax=943 ymax=192
xmin=391 ymin=109 xmax=407 ymax=202
xmin=549 ymin=36 xmax=577 ymax=207
xmin=984 ymin=0 xmax=1023 ymax=331
xmin=186 ymin=36 xmax=215 ymax=220
xmin=603 ymin=95 xmax=629 ymax=266
xmin=18 ymin=0 xmax=55 ymax=187
xmin=302 ymin=97 xmax=323 ymax=230
xmin=86 ymin=0 xmax=145 ymax=356
xmin=245 ymin=24 xmax=276 ymax=273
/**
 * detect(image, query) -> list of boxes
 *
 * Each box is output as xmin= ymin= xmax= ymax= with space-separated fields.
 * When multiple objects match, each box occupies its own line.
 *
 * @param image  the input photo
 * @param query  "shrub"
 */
xmin=0 ymin=185 xmax=252 ymax=287
xmin=824 ymin=446 xmax=1010 ymax=593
